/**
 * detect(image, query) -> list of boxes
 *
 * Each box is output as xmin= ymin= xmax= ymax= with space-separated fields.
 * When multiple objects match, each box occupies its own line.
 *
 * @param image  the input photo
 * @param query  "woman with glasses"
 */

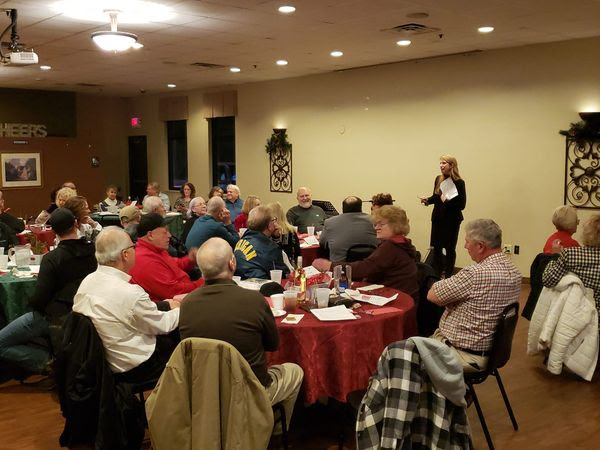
xmin=313 ymin=205 xmax=418 ymax=299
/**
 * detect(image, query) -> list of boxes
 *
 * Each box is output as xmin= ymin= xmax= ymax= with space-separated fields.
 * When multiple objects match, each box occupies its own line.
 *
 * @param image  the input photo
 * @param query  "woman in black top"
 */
xmin=420 ymin=155 xmax=466 ymax=278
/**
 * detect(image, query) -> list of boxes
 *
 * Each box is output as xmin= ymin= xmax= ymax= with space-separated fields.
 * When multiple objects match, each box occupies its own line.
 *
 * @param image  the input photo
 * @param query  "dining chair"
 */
xmin=346 ymin=243 xmax=376 ymax=262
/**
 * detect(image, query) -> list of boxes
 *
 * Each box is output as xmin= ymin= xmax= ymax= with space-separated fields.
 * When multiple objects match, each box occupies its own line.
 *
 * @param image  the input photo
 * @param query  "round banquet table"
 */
xmin=0 ymin=273 xmax=36 ymax=325
xmin=297 ymin=233 xmax=320 ymax=266
xmin=267 ymin=286 xmax=417 ymax=404
xmin=17 ymin=226 xmax=56 ymax=247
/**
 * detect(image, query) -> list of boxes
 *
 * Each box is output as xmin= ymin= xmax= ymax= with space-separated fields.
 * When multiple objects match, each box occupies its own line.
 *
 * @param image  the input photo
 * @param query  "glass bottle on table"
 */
xmin=345 ymin=264 xmax=352 ymax=290
xmin=338 ymin=268 xmax=348 ymax=293
xmin=295 ymin=255 xmax=306 ymax=302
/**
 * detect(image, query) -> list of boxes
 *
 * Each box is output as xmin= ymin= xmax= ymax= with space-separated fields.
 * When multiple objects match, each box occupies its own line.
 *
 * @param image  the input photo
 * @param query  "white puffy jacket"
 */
xmin=527 ymin=273 xmax=598 ymax=381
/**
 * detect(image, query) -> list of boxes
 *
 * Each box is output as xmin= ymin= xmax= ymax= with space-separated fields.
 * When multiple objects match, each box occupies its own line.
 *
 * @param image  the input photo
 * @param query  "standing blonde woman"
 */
xmin=267 ymin=201 xmax=301 ymax=263
xmin=420 ymin=155 xmax=466 ymax=278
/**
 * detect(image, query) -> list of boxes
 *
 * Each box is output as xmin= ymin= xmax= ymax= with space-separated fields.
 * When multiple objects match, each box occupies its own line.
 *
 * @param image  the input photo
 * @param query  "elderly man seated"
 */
xmin=143 ymin=181 xmax=170 ymax=211
xmin=119 ymin=205 xmax=142 ymax=243
xmin=179 ymin=237 xmax=303 ymax=433
xmin=129 ymin=213 xmax=204 ymax=302
xmin=427 ymin=219 xmax=522 ymax=372
xmin=234 ymin=205 xmax=289 ymax=280
xmin=185 ymin=196 xmax=239 ymax=250
xmin=73 ymin=227 xmax=180 ymax=384
xmin=286 ymin=186 xmax=326 ymax=233
xmin=0 ymin=189 xmax=25 ymax=235
xmin=225 ymin=184 xmax=244 ymax=222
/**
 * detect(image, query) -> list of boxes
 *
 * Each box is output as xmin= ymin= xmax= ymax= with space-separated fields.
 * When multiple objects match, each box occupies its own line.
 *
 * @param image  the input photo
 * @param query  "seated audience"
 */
xmin=225 ymin=184 xmax=244 ymax=221
xmin=181 ymin=196 xmax=206 ymax=244
xmin=143 ymin=181 xmax=171 ymax=211
xmin=0 ymin=208 xmax=96 ymax=378
xmin=268 ymin=201 xmax=301 ymax=264
xmin=208 ymin=186 xmax=224 ymax=199
xmin=314 ymin=205 xmax=418 ymax=299
xmin=129 ymin=213 xmax=204 ymax=302
xmin=36 ymin=186 xmax=76 ymax=224
xmin=119 ymin=205 xmax=142 ymax=243
xmin=99 ymin=185 xmax=125 ymax=212
xmin=370 ymin=192 xmax=394 ymax=214
xmin=185 ymin=196 xmax=239 ymax=250
xmin=64 ymin=196 xmax=102 ymax=241
xmin=427 ymin=219 xmax=522 ymax=372
xmin=0 ymin=190 xmax=25 ymax=234
xmin=543 ymin=205 xmax=580 ymax=254
xmin=319 ymin=196 xmax=378 ymax=261
xmin=234 ymin=205 xmax=289 ymax=280
xmin=73 ymin=227 xmax=180 ymax=384
xmin=179 ymin=237 xmax=303 ymax=432
xmin=543 ymin=214 xmax=600 ymax=318
xmin=286 ymin=186 xmax=326 ymax=233
xmin=234 ymin=195 xmax=261 ymax=231
xmin=173 ymin=182 xmax=195 ymax=214
xmin=143 ymin=195 xmax=186 ymax=257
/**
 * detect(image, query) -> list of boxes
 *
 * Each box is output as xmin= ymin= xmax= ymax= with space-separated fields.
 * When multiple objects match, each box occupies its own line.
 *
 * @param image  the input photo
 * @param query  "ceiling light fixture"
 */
xmin=478 ymin=26 xmax=494 ymax=33
xmin=330 ymin=50 xmax=343 ymax=57
xmin=40 ymin=65 xmax=52 ymax=70
xmin=396 ymin=40 xmax=411 ymax=46
xmin=278 ymin=6 xmax=296 ymax=14
xmin=91 ymin=10 xmax=138 ymax=52
xmin=276 ymin=59 xmax=288 ymax=66
xmin=230 ymin=67 xmax=241 ymax=73
xmin=132 ymin=42 xmax=144 ymax=49
xmin=167 ymin=83 xmax=176 ymax=88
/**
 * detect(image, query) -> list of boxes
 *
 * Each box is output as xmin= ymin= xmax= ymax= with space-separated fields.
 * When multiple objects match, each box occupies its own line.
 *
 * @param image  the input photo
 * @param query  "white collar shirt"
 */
xmin=73 ymin=264 xmax=179 ymax=373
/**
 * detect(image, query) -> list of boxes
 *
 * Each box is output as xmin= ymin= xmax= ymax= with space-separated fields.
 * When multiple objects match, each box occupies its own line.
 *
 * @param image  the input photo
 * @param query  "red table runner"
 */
xmin=17 ymin=226 xmax=56 ymax=247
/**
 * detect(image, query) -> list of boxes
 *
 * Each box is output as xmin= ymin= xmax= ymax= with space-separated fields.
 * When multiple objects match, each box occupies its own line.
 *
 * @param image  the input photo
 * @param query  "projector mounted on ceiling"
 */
xmin=0 ymin=9 xmax=39 ymax=66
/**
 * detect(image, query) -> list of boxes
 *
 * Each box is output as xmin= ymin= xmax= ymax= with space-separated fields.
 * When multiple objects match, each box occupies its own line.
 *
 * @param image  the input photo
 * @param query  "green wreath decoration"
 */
xmin=265 ymin=130 xmax=292 ymax=154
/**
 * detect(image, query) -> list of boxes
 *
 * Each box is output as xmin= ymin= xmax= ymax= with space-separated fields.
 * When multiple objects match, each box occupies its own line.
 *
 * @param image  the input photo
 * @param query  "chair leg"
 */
xmin=468 ymin=384 xmax=495 ymax=450
xmin=273 ymin=403 xmax=288 ymax=450
xmin=493 ymin=369 xmax=518 ymax=431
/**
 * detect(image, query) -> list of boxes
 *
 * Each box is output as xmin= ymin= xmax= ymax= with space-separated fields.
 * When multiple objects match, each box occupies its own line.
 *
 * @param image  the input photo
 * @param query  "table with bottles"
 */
xmin=266 ymin=283 xmax=417 ymax=404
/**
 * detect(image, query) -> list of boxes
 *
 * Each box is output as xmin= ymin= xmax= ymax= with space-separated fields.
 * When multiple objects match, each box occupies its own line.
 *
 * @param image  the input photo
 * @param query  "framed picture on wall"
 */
xmin=1 ymin=152 xmax=42 ymax=188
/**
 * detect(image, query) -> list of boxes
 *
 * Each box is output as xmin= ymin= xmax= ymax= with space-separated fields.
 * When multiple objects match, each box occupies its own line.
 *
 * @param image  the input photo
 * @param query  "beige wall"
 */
xmin=128 ymin=36 xmax=600 ymax=274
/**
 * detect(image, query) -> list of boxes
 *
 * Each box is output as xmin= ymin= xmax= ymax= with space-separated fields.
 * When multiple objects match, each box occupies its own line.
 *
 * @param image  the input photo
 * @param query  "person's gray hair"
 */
xmin=247 ymin=205 xmax=272 ymax=232
xmin=188 ymin=196 xmax=206 ymax=218
xmin=143 ymin=196 xmax=163 ymax=214
xmin=226 ymin=184 xmax=240 ymax=195
xmin=197 ymin=237 xmax=233 ymax=280
xmin=551 ymin=205 xmax=578 ymax=232
xmin=207 ymin=196 xmax=225 ymax=215
xmin=95 ymin=226 xmax=132 ymax=265
xmin=465 ymin=219 xmax=502 ymax=249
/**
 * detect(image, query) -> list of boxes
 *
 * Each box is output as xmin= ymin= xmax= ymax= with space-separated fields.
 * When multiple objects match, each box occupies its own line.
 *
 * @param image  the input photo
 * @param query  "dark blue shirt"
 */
xmin=234 ymin=230 xmax=289 ymax=280
xmin=185 ymin=215 xmax=239 ymax=249
xmin=225 ymin=198 xmax=244 ymax=222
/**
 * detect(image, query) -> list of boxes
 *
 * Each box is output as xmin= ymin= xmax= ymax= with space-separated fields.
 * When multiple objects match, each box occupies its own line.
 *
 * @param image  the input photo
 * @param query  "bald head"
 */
xmin=342 ymin=196 xmax=362 ymax=213
xmin=197 ymin=237 xmax=235 ymax=280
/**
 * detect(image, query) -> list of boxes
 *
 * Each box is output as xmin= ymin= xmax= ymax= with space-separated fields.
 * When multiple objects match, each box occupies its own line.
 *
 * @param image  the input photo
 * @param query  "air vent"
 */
xmin=190 ymin=62 xmax=225 ymax=69
xmin=385 ymin=22 xmax=441 ymax=35
xmin=76 ymin=82 xmax=103 ymax=87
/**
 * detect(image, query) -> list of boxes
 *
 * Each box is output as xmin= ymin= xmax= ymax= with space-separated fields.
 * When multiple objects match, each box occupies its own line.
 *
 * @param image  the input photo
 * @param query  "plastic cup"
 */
xmin=307 ymin=226 xmax=315 ymax=236
xmin=271 ymin=293 xmax=284 ymax=310
xmin=316 ymin=288 xmax=330 ymax=308
xmin=270 ymin=269 xmax=283 ymax=284
xmin=0 ymin=255 xmax=8 ymax=270
xmin=283 ymin=290 xmax=298 ymax=312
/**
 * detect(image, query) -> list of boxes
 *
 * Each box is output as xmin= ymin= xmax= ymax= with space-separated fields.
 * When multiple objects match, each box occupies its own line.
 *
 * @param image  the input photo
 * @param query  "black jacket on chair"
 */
xmin=56 ymin=313 xmax=144 ymax=450
xmin=522 ymin=253 xmax=559 ymax=320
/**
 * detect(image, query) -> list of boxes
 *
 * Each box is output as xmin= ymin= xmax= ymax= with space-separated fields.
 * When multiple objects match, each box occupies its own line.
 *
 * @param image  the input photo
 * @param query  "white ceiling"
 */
xmin=1 ymin=0 xmax=600 ymax=97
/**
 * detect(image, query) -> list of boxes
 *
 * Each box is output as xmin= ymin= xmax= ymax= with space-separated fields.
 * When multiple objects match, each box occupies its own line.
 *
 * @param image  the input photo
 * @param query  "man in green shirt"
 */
xmin=286 ymin=186 xmax=326 ymax=233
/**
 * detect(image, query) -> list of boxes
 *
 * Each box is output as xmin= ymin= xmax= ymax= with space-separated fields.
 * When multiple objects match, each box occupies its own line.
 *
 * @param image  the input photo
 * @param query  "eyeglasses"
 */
xmin=121 ymin=244 xmax=135 ymax=253
xmin=374 ymin=221 xmax=389 ymax=228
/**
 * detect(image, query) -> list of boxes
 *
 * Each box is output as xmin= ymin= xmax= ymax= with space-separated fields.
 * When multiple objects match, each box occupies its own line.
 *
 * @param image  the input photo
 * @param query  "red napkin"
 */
xmin=365 ymin=307 xmax=402 ymax=316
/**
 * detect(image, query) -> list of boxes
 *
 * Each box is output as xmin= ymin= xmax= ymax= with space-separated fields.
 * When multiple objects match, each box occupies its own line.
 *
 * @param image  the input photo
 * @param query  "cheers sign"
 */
xmin=0 ymin=123 xmax=48 ymax=138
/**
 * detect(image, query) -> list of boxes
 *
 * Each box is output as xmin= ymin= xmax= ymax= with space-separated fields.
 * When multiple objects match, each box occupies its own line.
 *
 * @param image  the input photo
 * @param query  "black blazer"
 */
xmin=427 ymin=177 xmax=466 ymax=223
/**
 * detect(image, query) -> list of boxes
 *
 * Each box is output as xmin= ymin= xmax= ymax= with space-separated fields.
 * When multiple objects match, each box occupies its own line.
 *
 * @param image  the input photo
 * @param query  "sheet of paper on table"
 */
xmin=345 ymin=289 xmax=397 ymax=306
xmin=440 ymin=177 xmax=458 ymax=201
xmin=303 ymin=265 xmax=321 ymax=278
xmin=238 ymin=278 xmax=271 ymax=290
xmin=311 ymin=305 xmax=357 ymax=321
xmin=130 ymin=200 xmax=137 ymax=207
xmin=281 ymin=314 xmax=304 ymax=324
xmin=97 ymin=211 xmax=116 ymax=215
xmin=301 ymin=235 xmax=319 ymax=247
xmin=357 ymin=284 xmax=384 ymax=291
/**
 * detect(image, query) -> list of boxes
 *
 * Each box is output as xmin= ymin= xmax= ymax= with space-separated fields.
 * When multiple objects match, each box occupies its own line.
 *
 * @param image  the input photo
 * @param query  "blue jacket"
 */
xmin=234 ymin=230 xmax=289 ymax=280
xmin=226 ymin=198 xmax=244 ymax=222
xmin=185 ymin=215 xmax=239 ymax=249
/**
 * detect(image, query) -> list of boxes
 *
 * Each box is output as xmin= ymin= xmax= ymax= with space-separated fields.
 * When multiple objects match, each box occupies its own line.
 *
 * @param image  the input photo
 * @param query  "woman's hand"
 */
xmin=81 ymin=216 xmax=98 ymax=228
xmin=419 ymin=196 xmax=429 ymax=206
xmin=312 ymin=258 xmax=332 ymax=272
xmin=551 ymin=239 xmax=562 ymax=254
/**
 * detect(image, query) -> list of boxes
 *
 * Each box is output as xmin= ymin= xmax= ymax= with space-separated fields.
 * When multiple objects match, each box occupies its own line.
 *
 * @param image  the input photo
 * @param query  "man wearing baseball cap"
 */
xmin=119 ymin=205 xmax=141 ymax=242
xmin=129 ymin=213 xmax=204 ymax=302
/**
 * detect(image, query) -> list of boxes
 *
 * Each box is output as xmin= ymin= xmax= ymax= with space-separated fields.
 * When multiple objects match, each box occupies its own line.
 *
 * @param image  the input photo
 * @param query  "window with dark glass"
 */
xmin=167 ymin=120 xmax=188 ymax=190
xmin=209 ymin=116 xmax=236 ymax=190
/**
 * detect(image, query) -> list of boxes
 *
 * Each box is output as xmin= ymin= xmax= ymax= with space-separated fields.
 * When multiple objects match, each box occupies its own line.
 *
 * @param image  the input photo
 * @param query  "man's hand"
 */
xmin=166 ymin=299 xmax=181 ymax=309
xmin=188 ymin=247 xmax=198 ymax=263
xmin=312 ymin=258 xmax=332 ymax=272
xmin=220 ymin=209 xmax=231 ymax=225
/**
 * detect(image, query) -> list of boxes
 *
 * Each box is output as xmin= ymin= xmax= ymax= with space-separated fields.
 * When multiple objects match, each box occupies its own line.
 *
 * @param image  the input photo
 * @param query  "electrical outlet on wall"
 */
xmin=503 ymin=244 xmax=513 ymax=254
xmin=514 ymin=245 xmax=520 ymax=255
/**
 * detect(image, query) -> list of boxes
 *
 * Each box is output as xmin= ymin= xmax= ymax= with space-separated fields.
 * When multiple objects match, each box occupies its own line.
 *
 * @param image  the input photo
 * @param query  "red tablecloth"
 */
xmin=17 ymin=226 xmax=56 ymax=247
xmin=267 ymin=286 xmax=417 ymax=404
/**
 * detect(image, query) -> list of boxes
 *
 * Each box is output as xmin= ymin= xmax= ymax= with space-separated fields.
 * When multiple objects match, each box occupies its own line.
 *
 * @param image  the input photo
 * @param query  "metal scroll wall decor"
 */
xmin=266 ymin=128 xmax=292 ymax=193
xmin=561 ymin=113 xmax=600 ymax=209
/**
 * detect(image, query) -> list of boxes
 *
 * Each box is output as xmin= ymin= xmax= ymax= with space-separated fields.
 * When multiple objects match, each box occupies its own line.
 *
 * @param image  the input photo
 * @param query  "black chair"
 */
xmin=464 ymin=303 xmax=519 ymax=450
xmin=415 ymin=262 xmax=444 ymax=336
xmin=522 ymin=253 xmax=558 ymax=320
xmin=346 ymin=243 xmax=376 ymax=262
xmin=272 ymin=402 xmax=288 ymax=449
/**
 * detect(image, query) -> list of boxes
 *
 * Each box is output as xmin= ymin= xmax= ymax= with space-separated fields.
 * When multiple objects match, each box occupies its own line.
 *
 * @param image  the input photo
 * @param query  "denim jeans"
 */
xmin=0 ymin=311 xmax=50 ymax=373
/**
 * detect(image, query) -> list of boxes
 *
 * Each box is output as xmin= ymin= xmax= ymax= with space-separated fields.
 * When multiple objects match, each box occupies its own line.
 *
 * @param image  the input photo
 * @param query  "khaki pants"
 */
xmin=431 ymin=329 xmax=489 ymax=373
xmin=266 ymin=363 xmax=304 ymax=433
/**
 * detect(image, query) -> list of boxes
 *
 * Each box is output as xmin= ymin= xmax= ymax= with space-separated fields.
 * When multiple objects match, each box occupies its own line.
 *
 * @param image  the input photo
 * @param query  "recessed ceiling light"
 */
xmin=278 ymin=5 xmax=296 ymax=14
xmin=167 ymin=83 xmax=176 ymax=88
xmin=478 ymin=26 xmax=494 ymax=33
xmin=230 ymin=67 xmax=241 ymax=73
xmin=132 ymin=42 xmax=144 ymax=49
xmin=276 ymin=59 xmax=288 ymax=66
xmin=396 ymin=40 xmax=411 ymax=46
xmin=40 ymin=65 xmax=51 ymax=70
xmin=330 ymin=50 xmax=343 ymax=57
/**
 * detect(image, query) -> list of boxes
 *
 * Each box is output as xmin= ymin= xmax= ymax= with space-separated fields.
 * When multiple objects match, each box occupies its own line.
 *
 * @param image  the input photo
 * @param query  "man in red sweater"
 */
xmin=130 ymin=213 xmax=204 ymax=302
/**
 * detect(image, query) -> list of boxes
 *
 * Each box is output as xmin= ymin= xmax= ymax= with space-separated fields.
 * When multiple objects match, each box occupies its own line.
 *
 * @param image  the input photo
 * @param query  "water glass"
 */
xmin=270 ymin=269 xmax=283 ymax=284
xmin=307 ymin=226 xmax=315 ymax=236
xmin=316 ymin=288 xmax=330 ymax=308
xmin=271 ymin=293 xmax=284 ymax=310
xmin=283 ymin=289 xmax=298 ymax=312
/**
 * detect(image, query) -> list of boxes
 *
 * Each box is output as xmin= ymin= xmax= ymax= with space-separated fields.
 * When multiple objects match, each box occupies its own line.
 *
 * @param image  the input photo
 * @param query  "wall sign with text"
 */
xmin=0 ymin=123 xmax=48 ymax=138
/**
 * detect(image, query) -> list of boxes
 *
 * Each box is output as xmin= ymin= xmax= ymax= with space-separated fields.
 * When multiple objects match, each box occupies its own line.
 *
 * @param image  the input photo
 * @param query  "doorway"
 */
xmin=128 ymin=135 xmax=148 ymax=202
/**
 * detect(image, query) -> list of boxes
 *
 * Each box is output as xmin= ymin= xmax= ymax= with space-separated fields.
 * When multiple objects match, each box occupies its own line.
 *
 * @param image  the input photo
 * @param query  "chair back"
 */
xmin=416 ymin=262 xmax=444 ymax=336
xmin=487 ymin=303 xmax=519 ymax=371
xmin=346 ymin=243 xmax=376 ymax=262
xmin=522 ymin=252 xmax=558 ymax=320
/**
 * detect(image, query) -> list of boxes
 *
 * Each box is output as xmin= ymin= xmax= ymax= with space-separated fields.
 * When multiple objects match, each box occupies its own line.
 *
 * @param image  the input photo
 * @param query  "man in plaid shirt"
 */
xmin=427 ymin=219 xmax=522 ymax=372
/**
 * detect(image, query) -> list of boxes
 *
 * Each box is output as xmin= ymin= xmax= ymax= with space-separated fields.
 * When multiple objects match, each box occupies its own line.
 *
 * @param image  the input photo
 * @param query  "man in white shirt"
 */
xmin=73 ymin=226 xmax=180 ymax=383
xmin=143 ymin=181 xmax=171 ymax=211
